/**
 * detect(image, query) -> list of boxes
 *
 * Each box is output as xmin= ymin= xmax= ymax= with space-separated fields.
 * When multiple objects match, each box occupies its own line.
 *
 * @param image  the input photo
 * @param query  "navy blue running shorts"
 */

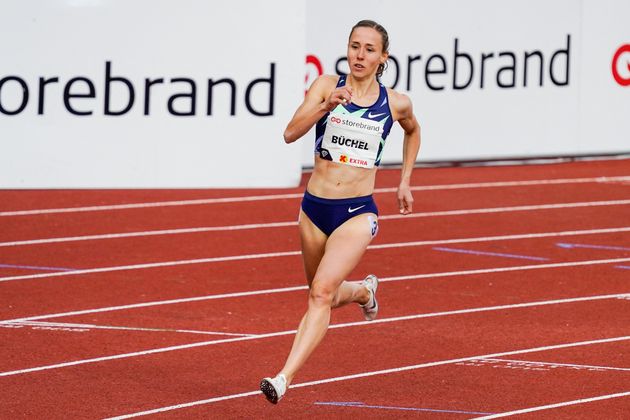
xmin=300 ymin=190 xmax=379 ymax=237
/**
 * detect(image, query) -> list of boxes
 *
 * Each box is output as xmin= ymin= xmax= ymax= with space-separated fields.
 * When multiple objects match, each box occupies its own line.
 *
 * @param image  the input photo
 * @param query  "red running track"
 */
xmin=1 ymin=158 xmax=629 ymax=419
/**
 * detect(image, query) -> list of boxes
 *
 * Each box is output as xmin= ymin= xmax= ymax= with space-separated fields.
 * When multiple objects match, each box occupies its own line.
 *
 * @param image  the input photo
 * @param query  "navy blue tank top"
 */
xmin=315 ymin=76 xmax=394 ymax=167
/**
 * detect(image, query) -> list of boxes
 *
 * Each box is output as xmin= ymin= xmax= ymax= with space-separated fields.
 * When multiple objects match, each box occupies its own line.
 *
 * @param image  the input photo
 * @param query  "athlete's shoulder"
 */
xmin=311 ymin=74 xmax=341 ymax=89
xmin=306 ymin=74 xmax=340 ymax=100
xmin=385 ymin=88 xmax=413 ymax=120
xmin=385 ymin=88 xmax=412 ymax=108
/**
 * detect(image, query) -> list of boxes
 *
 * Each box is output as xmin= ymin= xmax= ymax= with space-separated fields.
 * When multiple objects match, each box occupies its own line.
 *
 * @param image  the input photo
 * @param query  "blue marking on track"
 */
xmin=557 ymin=244 xmax=630 ymax=270
xmin=0 ymin=263 xmax=76 ymax=272
xmin=433 ymin=246 xmax=549 ymax=261
xmin=556 ymin=242 xmax=630 ymax=252
xmin=314 ymin=401 xmax=494 ymax=415
xmin=315 ymin=401 xmax=363 ymax=406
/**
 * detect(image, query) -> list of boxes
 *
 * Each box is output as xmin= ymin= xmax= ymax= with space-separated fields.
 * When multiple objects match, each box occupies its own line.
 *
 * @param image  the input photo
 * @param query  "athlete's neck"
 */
xmin=346 ymin=75 xmax=378 ymax=99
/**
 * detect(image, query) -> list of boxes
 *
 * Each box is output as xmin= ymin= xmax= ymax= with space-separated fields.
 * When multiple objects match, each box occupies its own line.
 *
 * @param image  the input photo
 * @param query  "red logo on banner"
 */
xmin=612 ymin=44 xmax=630 ymax=86
xmin=339 ymin=155 xmax=348 ymax=163
xmin=305 ymin=55 xmax=324 ymax=95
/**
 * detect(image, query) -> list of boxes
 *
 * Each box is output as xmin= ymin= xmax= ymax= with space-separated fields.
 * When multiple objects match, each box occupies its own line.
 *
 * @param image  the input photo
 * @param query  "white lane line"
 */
xmin=0 ymin=193 xmax=303 ymax=217
xmin=1 ymin=292 xmax=628 ymax=378
xmin=0 ymin=222 xmax=297 ymax=247
xmin=2 ymin=226 xmax=630 ymax=283
xmin=5 ymin=321 xmax=257 ymax=337
xmin=104 ymin=335 xmax=630 ymax=419
xmin=479 ymin=358 xmax=630 ymax=372
xmin=2 ymin=256 xmax=630 ymax=325
xmin=377 ymin=257 xmax=630 ymax=281
xmin=363 ymin=226 xmax=630 ymax=250
xmin=2 ymin=176 xmax=628 ymax=217
xmin=1 ymin=285 xmax=309 ymax=324
xmin=3 ymin=199 xmax=629 ymax=247
xmin=472 ymin=391 xmax=630 ymax=419
xmin=0 ymin=250 xmax=301 ymax=283
xmin=105 ymin=389 xmax=264 ymax=419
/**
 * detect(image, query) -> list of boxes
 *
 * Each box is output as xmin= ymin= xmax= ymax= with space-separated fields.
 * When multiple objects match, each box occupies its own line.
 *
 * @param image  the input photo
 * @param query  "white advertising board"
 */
xmin=0 ymin=0 xmax=305 ymax=188
xmin=302 ymin=0 xmax=629 ymax=166
xmin=1 ymin=1 xmax=627 ymax=188
xmin=579 ymin=0 xmax=630 ymax=154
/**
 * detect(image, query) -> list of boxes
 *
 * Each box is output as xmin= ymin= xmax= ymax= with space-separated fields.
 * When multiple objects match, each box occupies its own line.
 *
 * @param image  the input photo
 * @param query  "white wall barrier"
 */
xmin=579 ymin=0 xmax=630 ymax=154
xmin=303 ymin=0 xmax=630 ymax=167
xmin=0 ymin=0 xmax=628 ymax=188
xmin=0 ymin=0 xmax=305 ymax=188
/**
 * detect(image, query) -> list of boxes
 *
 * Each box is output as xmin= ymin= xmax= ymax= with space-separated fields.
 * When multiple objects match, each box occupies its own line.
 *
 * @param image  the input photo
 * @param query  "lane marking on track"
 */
xmin=474 ymin=358 xmax=630 ymax=372
xmin=4 ymin=321 xmax=257 ymax=337
xmin=2 ymin=199 xmax=630 ymax=248
xmin=432 ymin=246 xmax=549 ymax=261
xmin=1 ymin=176 xmax=628 ymax=217
xmin=0 ymin=250 xmax=301 ymax=283
xmin=1 ymin=292 xmax=628 ymax=377
xmin=103 ymin=335 xmax=630 ymax=419
xmin=471 ymin=391 xmax=630 ymax=419
xmin=2 ymin=226 xmax=630 ymax=283
xmin=0 ymin=285 xmax=309 ymax=323
xmin=361 ymin=227 xmax=630 ymax=250
xmin=0 ymin=263 xmax=76 ymax=272
xmin=313 ymin=401 xmax=494 ymax=415
xmin=2 ymin=256 xmax=630 ymax=324
xmin=557 ymin=242 xmax=630 ymax=252
xmin=0 ymin=221 xmax=297 ymax=247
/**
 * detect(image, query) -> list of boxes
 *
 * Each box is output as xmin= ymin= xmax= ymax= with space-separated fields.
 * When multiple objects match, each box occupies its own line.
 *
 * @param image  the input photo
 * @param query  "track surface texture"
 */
xmin=1 ymin=158 xmax=629 ymax=419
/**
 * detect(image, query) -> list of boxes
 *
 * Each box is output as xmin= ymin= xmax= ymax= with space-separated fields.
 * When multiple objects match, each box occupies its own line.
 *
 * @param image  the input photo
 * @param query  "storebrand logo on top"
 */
xmin=612 ymin=44 xmax=630 ymax=87
xmin=329 ymin=114 xmax=382 ymax=133
xmin=306 ymin=34 xmax=573 ymax=92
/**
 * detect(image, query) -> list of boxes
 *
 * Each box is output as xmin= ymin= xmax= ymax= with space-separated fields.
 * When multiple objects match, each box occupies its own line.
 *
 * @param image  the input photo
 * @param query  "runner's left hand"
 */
xmin=397 ymin=184 xmax=414 ymax=215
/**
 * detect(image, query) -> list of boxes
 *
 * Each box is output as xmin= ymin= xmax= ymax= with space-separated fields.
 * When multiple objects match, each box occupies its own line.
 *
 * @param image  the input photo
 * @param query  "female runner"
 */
xmin=260 ymin=19 xmax=421 ymax=404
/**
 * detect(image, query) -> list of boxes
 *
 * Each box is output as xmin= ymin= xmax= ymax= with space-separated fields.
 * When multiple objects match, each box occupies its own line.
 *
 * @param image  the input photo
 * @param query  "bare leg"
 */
xmin=281 ymin=211 xmax=369 ymax=373
xmin=279 ymin=211 xmax=375 ymax=385
xmin=299 ymin=210 xmax=371 ymax=308
xmin=331 ymin=280 xmax=371 ymax=308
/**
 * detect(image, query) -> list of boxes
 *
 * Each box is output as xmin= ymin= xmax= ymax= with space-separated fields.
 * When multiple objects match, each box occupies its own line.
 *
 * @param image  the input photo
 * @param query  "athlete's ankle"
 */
xmin=279 ymin=372 xmax=292 ymax=386
xmin=358 ymin=283 xmax=370 ymax=306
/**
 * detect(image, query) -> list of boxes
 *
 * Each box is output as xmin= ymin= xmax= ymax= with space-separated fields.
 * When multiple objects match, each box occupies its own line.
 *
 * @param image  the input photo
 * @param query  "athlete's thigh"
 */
xmin=314 ymin=213 xmax=376 ymax=287
xmin=298 ymin=209 xmax=328 ymax=286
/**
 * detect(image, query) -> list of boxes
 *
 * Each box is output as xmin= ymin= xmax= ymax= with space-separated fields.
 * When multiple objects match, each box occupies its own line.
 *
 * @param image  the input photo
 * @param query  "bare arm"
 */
xmin=390 ymin=91 xmax=421 ymax=214
xmin=283 ymin=75 xmax=353 ymax=143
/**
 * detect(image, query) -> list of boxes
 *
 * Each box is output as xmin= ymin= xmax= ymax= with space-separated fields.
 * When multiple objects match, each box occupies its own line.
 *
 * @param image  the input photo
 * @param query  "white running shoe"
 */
xmin=360 ymin=274 xmax=379 ymax=321
xmin=260 ymin=373 xmax=287 ymax=404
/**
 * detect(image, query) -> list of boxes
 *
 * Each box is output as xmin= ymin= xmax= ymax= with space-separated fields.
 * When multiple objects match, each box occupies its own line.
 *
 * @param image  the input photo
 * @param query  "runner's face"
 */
xmin=347 ymin=27 xmax=387 ymax=79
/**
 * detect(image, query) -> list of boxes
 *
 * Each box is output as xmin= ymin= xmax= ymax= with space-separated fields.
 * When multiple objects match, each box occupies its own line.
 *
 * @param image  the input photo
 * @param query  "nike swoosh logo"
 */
xmin=368 ymin=112 xmax=385 ymax=118
xmin=348 ymin=205 xmax=366 ymax=213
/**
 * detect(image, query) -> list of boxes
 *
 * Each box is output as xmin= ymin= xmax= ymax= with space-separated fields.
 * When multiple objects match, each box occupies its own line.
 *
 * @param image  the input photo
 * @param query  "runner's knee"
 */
xmin=330 ymin=290 xmax=342 ymax=308
xmin=308 ymin=281 xmax=336 ymax=307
